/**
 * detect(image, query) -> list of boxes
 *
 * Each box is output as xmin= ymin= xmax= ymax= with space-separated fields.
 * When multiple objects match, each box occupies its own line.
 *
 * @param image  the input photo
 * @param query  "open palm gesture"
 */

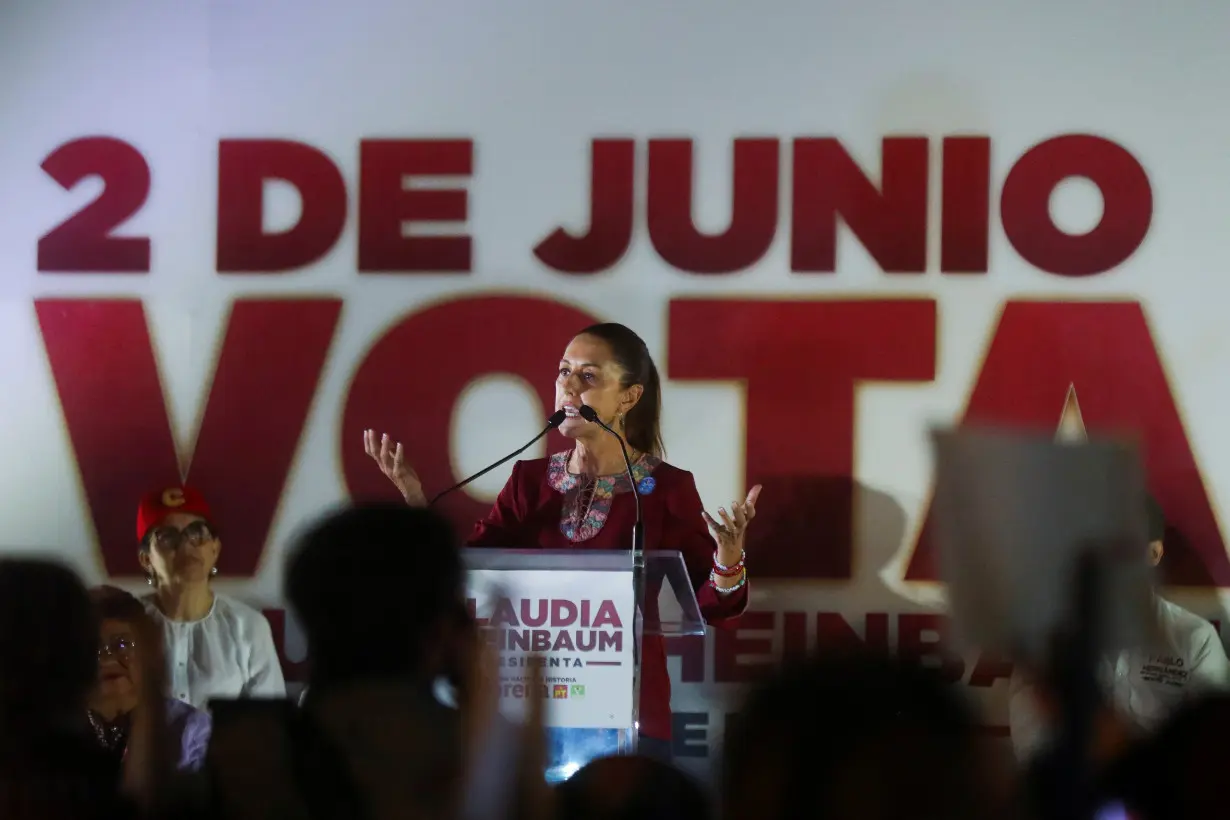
xmin=362 ymin=430 xmax=427 ymax=506
xmin=702 ymin=484 xmax=762 ymax=566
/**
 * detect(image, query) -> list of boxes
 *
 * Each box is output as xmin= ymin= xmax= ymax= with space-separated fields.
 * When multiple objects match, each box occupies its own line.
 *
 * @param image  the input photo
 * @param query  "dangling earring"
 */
xmin=210 ymin=566 xmax=218 ymax=577
xmin=616 ymin=413 xmax=624 ymax=428
xmin=145 ymin=574 xmax=154 ymax=586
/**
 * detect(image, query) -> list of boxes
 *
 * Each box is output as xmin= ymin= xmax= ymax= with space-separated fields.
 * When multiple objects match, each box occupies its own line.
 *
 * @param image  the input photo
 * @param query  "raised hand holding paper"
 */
xmin=930 ymin=426 xmax=1156 ymax=667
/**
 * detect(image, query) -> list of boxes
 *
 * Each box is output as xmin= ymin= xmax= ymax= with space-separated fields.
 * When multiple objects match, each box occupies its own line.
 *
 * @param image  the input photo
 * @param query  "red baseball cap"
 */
xmin=136 ymin=486 xmax=212 ymax=543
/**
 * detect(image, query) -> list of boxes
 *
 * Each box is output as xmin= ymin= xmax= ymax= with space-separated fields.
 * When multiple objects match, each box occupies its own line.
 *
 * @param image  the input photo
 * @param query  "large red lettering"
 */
xmin=1001 ymin=135 xmax=1151 ymax=277
xmin=216 ymin=140 xmax=347 ymax=273
xmin=646 ymin=138 xmax=779 ymax=274
xmin=341 ymin=297 xmax=597 ymax=532
xmin=940 ymin=137 xmax=991 ymax=273
xmin=534 ymin=139 xmax=635 ymax=274
xmin=968 ymin=653 xmax=1014 ymax=688
xmin=669 ymin=299 xmax=936 ymax=579
xmin=533 ymin=134 xmax=1149 ymax=277
xmin=38 ymin=137 xmax=152 ymax=273
xmin=358 ymin=139 xmax=472 ymax=273
xmin=791 ymin=137 xmax=929 ymax=273
xmin=782 ymin=611 xmax=807 ymax=660
xmin=36 ymin=299 xmax=340 ymax=575
xmin=816 ymin=612 xmax=890 ymax=655
xmin=906 ymin=301 xmax=1228 ymax=585
xmin=898 ymin=613 xmax=965 ymax=684
xmin=714 ymin=611 xmax=776 ymax=683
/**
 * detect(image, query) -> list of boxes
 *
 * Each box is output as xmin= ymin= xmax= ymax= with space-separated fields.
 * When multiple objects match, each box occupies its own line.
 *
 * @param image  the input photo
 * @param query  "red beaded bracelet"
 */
xmin=710 ymin=567 xmax=748 ymax=593
xmin=713 ymin=550 xmax=746 ymax=576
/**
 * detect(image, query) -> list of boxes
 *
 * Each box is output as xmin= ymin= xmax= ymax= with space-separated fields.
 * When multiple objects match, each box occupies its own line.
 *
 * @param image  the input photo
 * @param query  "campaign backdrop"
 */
xmin=4 ymin=0 xmax=1230 ymax=773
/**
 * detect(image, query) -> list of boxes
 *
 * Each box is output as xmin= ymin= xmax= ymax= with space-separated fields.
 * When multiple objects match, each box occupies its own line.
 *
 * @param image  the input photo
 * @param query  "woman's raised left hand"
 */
xmin=703 ymin=484 xmax=762 ymax=566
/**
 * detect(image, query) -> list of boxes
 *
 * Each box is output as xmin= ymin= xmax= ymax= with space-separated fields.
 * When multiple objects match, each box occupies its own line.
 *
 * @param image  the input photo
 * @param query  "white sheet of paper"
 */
xmin=931 ymin=426 xmax=1154 ymax=665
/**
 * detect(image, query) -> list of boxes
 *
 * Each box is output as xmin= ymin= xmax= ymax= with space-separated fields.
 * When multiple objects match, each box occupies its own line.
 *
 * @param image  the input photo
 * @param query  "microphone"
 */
xmin=577 ymin=404 xmax=644 ymax=557
xmin=428 ymin=410 xmax=567 ymax=507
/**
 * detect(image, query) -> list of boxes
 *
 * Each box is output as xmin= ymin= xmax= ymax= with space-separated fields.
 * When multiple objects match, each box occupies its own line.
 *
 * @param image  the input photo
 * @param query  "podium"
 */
xmin=462 ymin=548 xmax=705 ymax=781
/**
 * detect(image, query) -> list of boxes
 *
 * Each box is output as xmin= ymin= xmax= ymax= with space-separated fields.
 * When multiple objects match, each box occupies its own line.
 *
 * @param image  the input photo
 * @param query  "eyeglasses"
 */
xmin=149 ymin=520 xmax=214 ymax=551
xmin=98 ymin=637 xmax=136 ymax=659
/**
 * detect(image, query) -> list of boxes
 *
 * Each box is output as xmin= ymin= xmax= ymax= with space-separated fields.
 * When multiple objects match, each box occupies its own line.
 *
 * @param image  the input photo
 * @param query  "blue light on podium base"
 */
xmin=544 ymin=728 xmax=623 ymax=782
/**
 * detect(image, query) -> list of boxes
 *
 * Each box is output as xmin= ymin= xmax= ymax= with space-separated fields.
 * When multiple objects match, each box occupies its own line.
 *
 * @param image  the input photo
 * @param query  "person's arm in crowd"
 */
xmin=1011 ymin=662 xmax=1131 ymax=767
xmin=244 ymin=612 xmax=288 ymax=698
xmin=459 ymin=636 xmax=552 ymax=820
xmin=1008 ymin=668 xmax=1052 ymax=763
xmin=181 ymin=708 xmax=213 ymax=772
xmin=124 ymin=610 xmax=173 ymax=811
xmin=459 ymin=634 xmax=518 ymax=820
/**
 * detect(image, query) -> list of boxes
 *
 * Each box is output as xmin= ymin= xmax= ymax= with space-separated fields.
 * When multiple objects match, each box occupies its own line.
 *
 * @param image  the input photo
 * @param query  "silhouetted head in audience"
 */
xmin=0 ymin=559 xmax=97 ymax=736
xmin=723 ymin=651 xmax=996 ymax=820
xmin=286 ymin=503 xmax=467 ymax=696
xmin=556 ymin=755 xmax=710 ymax=820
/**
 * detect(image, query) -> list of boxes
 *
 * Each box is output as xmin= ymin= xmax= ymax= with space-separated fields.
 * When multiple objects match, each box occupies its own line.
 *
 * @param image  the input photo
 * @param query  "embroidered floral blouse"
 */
xmin=466 ymin=451 xmax=748 ymax=741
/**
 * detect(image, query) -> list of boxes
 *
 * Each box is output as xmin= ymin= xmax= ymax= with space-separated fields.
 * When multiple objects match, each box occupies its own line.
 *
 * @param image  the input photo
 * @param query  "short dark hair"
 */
xmin=1145 ymin=494 xmax=1166 ymax=543
xmin=0 ymin=559 xmax=97 ymax=725
xmin=89 ymin=585 xmax=147 ymax=624
xmin=723 ymin=651 xmax=987 ymax=820
xmin=557 ymin=755 xmax=710 ymax=820
xmin=285 ymin=503 xmax=464 ymax=690
xmin=576 ymin=323 xmax=664 ymax=458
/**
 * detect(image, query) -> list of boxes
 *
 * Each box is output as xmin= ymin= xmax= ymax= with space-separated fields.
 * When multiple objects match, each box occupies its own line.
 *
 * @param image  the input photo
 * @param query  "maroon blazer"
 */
xmin=467 ymin=453 xmax=747 ymax=741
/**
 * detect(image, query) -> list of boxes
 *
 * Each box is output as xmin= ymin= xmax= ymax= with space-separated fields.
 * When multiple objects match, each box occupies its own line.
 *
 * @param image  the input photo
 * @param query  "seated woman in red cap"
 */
xmin=136 ymin=486 xmax=285 ymax=710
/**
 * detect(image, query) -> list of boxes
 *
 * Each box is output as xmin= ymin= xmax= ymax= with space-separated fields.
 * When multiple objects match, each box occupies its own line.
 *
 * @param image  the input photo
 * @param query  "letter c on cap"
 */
xmin=161 ymin=488 xmax=186 ymax=508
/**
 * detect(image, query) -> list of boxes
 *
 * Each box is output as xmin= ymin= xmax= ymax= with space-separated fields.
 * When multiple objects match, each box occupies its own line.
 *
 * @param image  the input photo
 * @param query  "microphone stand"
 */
xmin=578 ymin=405 xmax=645 ymax=751
xmin=428 ymin=410 xmax=567 ymax=507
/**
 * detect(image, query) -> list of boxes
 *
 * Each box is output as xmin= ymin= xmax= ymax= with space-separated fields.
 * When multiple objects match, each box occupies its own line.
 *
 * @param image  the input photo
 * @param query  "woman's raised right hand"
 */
xmin=363 ymin=430 xmax=427 ymax=507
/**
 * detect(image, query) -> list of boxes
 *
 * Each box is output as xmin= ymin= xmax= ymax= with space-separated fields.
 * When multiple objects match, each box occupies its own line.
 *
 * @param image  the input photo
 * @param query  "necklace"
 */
xmin=86 ymin=709 xmax=129 ymax=751
xmin=571 ymin=476 xmax=598 ymax=530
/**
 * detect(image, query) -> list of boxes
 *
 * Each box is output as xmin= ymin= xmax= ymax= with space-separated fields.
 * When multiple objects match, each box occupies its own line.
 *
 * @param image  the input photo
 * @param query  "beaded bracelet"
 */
xmin=713 ymin=550 xmax=746 ymax=575
xmin=711 ymin=567 xmax=747 ymax=594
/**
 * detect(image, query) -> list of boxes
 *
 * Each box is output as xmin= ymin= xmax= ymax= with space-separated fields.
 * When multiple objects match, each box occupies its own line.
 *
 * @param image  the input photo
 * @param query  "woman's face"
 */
xmin=139 ymin=512 xmax=221 ymax=587
xmin=96 ymin=618 xmax=141 ymax=700
xmin=554 ymin=334 xmax=640 ymax=441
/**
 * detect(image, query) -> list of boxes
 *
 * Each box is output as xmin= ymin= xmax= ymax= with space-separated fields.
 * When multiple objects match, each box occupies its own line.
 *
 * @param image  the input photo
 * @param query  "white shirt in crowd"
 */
xmin=143 ymin=592 xmax=287 ymax=710
xmin=1009 ymin=595 xmax=1230 ymax=760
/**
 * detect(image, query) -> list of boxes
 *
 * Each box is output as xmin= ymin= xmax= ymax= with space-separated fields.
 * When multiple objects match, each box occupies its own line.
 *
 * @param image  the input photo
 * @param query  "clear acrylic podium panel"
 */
xmin=461 ymin=549 xmax=704 ymax=780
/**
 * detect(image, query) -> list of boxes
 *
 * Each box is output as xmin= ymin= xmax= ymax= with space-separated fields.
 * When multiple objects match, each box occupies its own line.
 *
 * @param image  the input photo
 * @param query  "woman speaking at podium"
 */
xmin=363 ymin=322 xmax=760 ymax=761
